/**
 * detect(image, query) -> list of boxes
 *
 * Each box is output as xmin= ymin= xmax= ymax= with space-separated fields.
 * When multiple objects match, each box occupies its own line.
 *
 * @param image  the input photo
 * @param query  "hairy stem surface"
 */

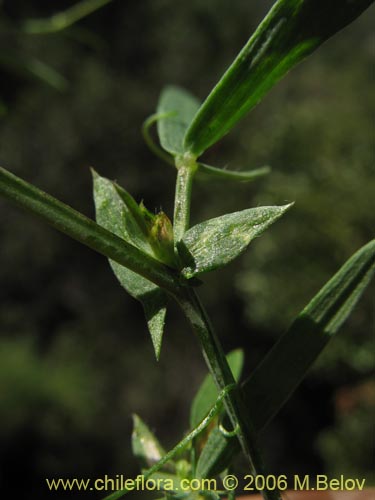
xmin=173 ymin=155 xmax=197 ymax=246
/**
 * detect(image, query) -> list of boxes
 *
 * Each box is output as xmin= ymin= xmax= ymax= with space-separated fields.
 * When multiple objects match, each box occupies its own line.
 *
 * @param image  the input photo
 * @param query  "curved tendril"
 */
xmin=142 ymin=113 xmax=176 ymax=166
xmin=218 ymin=419 xmax=240 ymax=438
xmin=197 ymin=163 xmax=271 ymax=182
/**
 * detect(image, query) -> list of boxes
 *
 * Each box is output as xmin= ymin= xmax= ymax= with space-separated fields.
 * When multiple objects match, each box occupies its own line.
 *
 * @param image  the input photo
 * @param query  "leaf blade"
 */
xmin=197 ymin=240 xmax=375 ymax=477
xmin=184 ymin=0 xmax=373 ymax=156
xmin=243 ymin=239 xmax=375 ymax=432
xmin=92 ymin=171 xmax=168 ymax=359
xmin=181 ymin=204 xmax=292 ymax=277
xmin=0 ymin=166 xmax=178 ymax=293
xmin=132 ymin=414 xmax=168 ymax=469
xmin=157 ymin=86 xmax=201 ymax=155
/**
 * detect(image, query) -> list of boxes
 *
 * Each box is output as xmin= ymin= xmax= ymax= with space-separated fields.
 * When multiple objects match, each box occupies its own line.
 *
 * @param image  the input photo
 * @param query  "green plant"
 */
xmin=0 ymin=1 xmax=374 ymax=499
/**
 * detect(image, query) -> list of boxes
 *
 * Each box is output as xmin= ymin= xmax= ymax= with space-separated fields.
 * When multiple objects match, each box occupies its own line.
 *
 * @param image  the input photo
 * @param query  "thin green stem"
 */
xmin=0 ymin=166 xmax=180 ymax=294
xmin=142 ymin=113 xmax=175 ymax=166
xmin=175 ymin=287 xmax=281 ymax=500
xmin=173 ymin=154 xmax=197 ymax=246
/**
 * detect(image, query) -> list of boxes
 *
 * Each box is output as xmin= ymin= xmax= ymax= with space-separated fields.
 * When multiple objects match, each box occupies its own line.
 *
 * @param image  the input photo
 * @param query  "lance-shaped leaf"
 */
xmin=180 ymin=204 xmax=292 ymax=278
xmin=157 ymin=86 xmax=200 ymax=156
xmin=93 ymin=171 xmax=168 ymax=359
xmin=190 ymin=349 xmax=244 ymax=428
xmin=196 ymin=239 xmax=375 ymax=478
xmin=184 ymin=0 xmax=373 ymax=156
xmin=132 ymin=414 xmax=170 ymax=469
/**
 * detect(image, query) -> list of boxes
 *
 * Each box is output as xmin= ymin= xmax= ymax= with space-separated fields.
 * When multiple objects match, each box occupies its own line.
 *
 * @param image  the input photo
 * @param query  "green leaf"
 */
xmin=132 ymin=414 xmax=169 ymax=469
xmin=157 ymin=86 xmax=200 ymax=155
xmin=243 ymin=238 xmax=375 ymax=432
xmin=197 ymin=163 xmax=271 ymax=183
xmin=190 ymin=349 xmax=244 ymax=428
xmin=180 ymin=204 xmax=292 ymax=277
xmin=93 ymin=171 xmax=168 ymax=359
xmin=0 ymin=166 xmax=178 ymax=294
xmin=196 ymin=240 xmax=375 ymax=477
xmin=184 ymin=0 xmax=373 ymax=156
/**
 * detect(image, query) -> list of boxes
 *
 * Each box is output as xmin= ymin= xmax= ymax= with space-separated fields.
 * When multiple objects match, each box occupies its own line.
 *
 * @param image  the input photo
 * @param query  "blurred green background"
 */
xmin=0 ymin=1 xmax=373 ymax=498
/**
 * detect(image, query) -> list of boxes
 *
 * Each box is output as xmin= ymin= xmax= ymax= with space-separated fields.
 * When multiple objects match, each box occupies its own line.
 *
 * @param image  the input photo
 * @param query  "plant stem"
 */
xmin=171 ymin=151 xmax=279 ymax=499
xmin=173 ymin=154 xmax=197 ymax=246
xmin=175 ymin=287 xmax=281 ymax=500
xmin=0 ymin=166 xmax=180 ymax=294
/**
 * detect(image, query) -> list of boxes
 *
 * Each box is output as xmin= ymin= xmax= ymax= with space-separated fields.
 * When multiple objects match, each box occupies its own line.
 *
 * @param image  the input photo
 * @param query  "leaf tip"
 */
xmin=90 ymin=167 xmax=100 ymax=179
xmin=132 ymin=413 xmax=141 ymax=427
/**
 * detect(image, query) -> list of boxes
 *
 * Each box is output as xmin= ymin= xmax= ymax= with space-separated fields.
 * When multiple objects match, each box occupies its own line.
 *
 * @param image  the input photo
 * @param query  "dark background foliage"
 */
xmin=0 ymin=1 xmax=373 ymax=498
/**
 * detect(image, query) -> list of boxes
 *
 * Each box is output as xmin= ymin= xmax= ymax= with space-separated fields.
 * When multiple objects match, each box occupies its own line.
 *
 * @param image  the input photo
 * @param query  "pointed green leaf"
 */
xmin=0 ymin=167 xmax=178 ymax=294
xmin=184 ymin=0 xmax=373 ymax=156
xmin=196 ymin=240 xmax=375 ymax=477
xmin=93 ymin=173 xmax=153 ymax=254
xmin=190 ymin=349 xmax=244 ymax=428
xmin=197 ymin=163 xmax=271 ymax=183
xmin=180 ymin=204 xmax=292 ymax=277
xmin=93 ymin=172 xmax=168 ymax=359
xmin=132 ymin=414 xmax=169 ymax=469
xmin=157 ymin=86 xmax=200 ymax=155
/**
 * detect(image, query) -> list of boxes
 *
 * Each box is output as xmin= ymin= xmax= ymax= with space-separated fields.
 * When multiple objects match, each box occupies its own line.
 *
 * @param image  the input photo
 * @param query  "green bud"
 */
xmin=149 ymin=212 xmax=176 ymax=268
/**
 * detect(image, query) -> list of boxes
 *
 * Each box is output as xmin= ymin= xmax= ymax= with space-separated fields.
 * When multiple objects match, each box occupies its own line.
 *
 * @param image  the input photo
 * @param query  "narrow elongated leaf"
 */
xmin=93 ymin=172 xmax=168 ymax=359
xmin=132 ymin=414 xmax=169 ymax=469
xmin=180 ymin=204 xmax=292 ymax=277
xmin=190 ymin=349 xmax=244 ymax=428
xmin=0 ymin=166 xmax=178 ymax=294
xmin=243 ymin=238 xmax=375 ymax=431
xmin=184 ymin=0 xmax=373 ymax=156
xmin=196 ymin=240 xmax=375 ymax=478
xmin=157 ymin=86 xmax=200 ymax=155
